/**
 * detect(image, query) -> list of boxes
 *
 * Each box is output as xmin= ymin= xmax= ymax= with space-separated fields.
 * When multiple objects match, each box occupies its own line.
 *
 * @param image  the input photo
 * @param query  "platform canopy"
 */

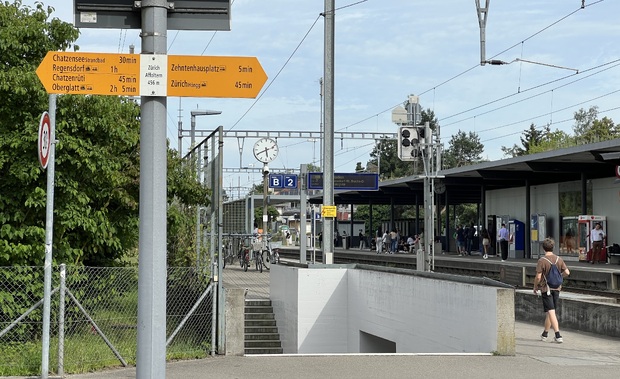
xmin=310 ymin=138 xmax=620 ymax=206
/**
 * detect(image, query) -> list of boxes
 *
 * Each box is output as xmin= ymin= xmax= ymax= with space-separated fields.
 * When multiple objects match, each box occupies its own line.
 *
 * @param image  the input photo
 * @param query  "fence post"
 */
xmin=57 ymin=264 xmax=66 ymax=376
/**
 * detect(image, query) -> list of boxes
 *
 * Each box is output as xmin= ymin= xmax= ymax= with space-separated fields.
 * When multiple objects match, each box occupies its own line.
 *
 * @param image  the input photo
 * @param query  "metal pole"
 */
xmin=263 ymin=164 xmax=269 ymax=233
xmin=216 ymin=126 xmax=225 ymax=354
xmin=196 ymin=145 xmax=202 ymax=269
xmin=476 ymin=0 xmax=490 ymax=65
xmin=319 ymin=77 xmax=323 ymax=172
xmin=137 ymin=1 xmax=168 ymax=377
xmin=300 ymin=164 xmax=308 ymax=264
xmin=41 ymin=93 xmax=57 ymax=379
xmin=57 ymin=263 xmax=66 ymax=377
xmin=322 ymin=0 xmax=335 ymax=264
xmin=190 ymin=114 xmax=196 ymax=159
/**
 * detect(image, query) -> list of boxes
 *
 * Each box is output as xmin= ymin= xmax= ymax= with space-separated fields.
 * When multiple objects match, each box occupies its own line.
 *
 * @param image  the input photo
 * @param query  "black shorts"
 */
xmin=542 ymin=290 xmax=560 ymax=312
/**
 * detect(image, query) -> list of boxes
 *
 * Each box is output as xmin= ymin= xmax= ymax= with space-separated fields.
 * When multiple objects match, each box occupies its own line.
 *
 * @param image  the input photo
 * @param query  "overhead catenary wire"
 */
xmin=340 ymin=0 xmax=606 ymax=131
xmin=441 ymin=59 xmax=620 ymax=127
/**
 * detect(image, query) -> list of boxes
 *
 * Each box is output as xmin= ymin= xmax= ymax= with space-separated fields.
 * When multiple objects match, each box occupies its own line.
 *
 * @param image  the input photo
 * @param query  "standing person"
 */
xmin=456 ymin=225 xmax=466 ymax=256
xmin=590 ymin=223 xmax=606 ymax=264
xmin=317 ymin=232 xmax=322 ymax=248
xmin=480 ymin=228 xmax=490 ymax=259
xmin=376 ymin=229 xmax=383 ymax=254
xmin=498 ymin=223 xmax=509 ymax=262
xmin=358 ymin=229 xmax=366 ymax=250
xmin=382 ymin=230 xmax=390 ymax=254
xmin=533 ymin=237 xmax=570 ymax=343
xmin=389 ymin=228 xmax=397 ymax=253
xmin=466 ymin=222 xmax=475 ymax=255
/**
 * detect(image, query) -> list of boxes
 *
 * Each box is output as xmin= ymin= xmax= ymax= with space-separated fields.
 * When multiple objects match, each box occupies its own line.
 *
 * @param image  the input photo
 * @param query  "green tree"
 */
xmin=442 ymin=130 xmax=484 ymax=169
xmin=501 ymin=123 xmax=549 ymax=158
xmin=573 ymin=106 xmax=618 ymax=144
xmin=528 ymin=129 xmax=575 ymax=154
xmin=0 ymin=1 xmax=209 ymax=266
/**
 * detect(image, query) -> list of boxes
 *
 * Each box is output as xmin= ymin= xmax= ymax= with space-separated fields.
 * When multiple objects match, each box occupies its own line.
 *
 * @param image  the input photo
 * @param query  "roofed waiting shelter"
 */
xmin=310 ymin=139 xmax=620 ymax=259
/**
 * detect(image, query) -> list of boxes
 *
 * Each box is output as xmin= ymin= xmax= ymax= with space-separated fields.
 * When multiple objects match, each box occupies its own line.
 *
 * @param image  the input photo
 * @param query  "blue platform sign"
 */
xmin=283 ymin=174 xmax=298 ymax=188
xmin=307 ymin=173 xmax=379 ymax=191
xmin=269 ymin=174 xmax=283 ymax=188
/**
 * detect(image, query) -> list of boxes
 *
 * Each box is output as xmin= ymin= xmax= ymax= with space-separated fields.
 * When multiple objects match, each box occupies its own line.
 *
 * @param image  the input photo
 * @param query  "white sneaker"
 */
xmin=501 ymin=259 xmax=505 ymax=262
xmin=483 ymin=254 xmax=488 ymax=259
xmin=554 ymin=336 xmax=563 ymax=343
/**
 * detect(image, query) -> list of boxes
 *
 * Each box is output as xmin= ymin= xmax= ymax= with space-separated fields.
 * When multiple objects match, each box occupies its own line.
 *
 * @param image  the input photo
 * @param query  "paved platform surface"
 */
xmin=6 ymin=262 xmax=619 ymax=379
xmin=26 ymin=321 xmax=620 ymax=379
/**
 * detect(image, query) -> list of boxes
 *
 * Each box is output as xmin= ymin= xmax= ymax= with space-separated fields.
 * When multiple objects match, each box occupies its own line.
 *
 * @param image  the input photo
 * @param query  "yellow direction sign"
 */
xmin=36 ymin=52 xmax=267 ymax=98
xmin=36 ymin=52 xmax=140 ymax=96
xmin=321 ymin=205 xmax=337 ymax=218
xmin=168 ymin=55 xmax=267 ymax=98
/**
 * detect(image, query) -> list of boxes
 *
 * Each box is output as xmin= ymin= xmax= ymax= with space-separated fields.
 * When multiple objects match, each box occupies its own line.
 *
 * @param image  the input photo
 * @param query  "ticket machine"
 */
xmin=577 ymin=215 xmax=607 ymax=262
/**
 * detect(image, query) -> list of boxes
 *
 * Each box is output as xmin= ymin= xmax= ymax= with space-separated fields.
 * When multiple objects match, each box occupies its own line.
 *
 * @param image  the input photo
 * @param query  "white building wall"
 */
xmin=271 ymin=266 xmax=514 ymax=355
xmin=486 ymin=183 xmax=559 ymax=238
xmin=591 ymin=177 xmax=620 ymax=243
xmin=270 ymin=265 xmax=299 ymax=353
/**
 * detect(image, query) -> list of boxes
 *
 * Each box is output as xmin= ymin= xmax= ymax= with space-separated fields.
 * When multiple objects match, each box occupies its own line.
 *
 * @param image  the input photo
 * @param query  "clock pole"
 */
xmin=262 ymin=163 xmax=269 ymax=235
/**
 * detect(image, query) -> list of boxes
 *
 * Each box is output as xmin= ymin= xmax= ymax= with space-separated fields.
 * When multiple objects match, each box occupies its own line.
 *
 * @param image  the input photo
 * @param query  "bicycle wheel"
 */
xmin=262 ymin=250 xmax=270 ymax=271
xmin=222 ymin=248 xmax=228 ymax=269
xmin=243 ymin=251 xmax=249 ymax=272
xmin=256 ymin=253 xmax=263 ymax=273
xmin=239 ymin=249 xmax=244 ymax=268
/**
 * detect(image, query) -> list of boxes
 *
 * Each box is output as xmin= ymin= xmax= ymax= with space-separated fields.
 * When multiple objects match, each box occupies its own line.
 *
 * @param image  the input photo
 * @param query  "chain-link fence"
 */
xmin=0 ymin=264 xmax=214 ymax=376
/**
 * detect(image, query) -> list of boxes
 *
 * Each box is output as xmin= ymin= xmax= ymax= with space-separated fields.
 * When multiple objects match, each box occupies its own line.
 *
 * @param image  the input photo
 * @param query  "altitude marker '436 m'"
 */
xmin=36 ymin=51 xmax=268 ymax=98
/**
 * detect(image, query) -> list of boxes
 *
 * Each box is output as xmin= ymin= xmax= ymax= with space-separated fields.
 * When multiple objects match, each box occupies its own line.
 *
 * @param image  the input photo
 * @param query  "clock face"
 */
xmin=434 ymin=180 xmax=446 ymax=194
xmin=253 ymin=138 xmax=279 ymax=163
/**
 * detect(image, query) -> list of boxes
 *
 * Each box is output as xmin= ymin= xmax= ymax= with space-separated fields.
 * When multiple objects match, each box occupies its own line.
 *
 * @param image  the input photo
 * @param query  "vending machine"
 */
xmin=508 ymin=219 xmax=525 ymax=259
xmin=577 ymin=215 xmax=607 ymax=262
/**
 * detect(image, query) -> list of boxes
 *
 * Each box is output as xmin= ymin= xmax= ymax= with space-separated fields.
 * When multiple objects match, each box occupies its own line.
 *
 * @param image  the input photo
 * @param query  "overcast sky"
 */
xmin=23 ymin=0 xmax=620 ymax=197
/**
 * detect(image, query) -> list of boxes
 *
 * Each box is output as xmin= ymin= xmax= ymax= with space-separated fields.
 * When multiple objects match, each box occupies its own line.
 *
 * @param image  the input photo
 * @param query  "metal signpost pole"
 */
xmin=137 ymin=1 xmax=168 ymax=378
xmin=40 ymin=94 xmax=56 ymax=379
xmin=322 ymin=0 xmax=335 ymax=263
xmin=300 ymin=164 xmax=308 ymax=264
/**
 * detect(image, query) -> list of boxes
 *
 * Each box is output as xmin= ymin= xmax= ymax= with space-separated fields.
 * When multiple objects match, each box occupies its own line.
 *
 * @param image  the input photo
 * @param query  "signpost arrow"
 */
xmin=36 ymin=52 xmax=140 ymax=96
xmin=167 ymin=55 xmax=267 ymax=98
xmin=36 ymin=52 xmax=267 ymax=98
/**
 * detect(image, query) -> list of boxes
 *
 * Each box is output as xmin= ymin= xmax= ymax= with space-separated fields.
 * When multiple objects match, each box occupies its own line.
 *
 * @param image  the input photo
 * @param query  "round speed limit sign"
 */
xmin=38 ymin=111 xmax=51 ymax=169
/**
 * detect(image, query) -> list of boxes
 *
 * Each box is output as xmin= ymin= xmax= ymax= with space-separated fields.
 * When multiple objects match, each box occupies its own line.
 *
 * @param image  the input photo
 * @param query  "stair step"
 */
xmin=246 ymin=299 xmax=272 ymax=306
xmin=245 ymin=313 xmax=274 ymax=320
xmin=245 ymin=332 xmax=280 ymax=340
xmin=245 ymin=324 xmax=278 ymax=334
xmin=244 ymin=299 xmax=281 ymax=354
xmin=245 ymin=305 xmax=274 ymax=313
xmin=245 ymin=319 xmax=277 ymax=327
xmin=245 ymin=340 xmax=282 ymax=348
xmin=245 ymin=347 xmax=284 ymax=355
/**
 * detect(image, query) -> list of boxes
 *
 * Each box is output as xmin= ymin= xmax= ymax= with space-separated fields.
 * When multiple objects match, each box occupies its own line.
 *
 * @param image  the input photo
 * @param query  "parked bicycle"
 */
xmin=237 ymin=238 xmax=252 ymax=272
xmin=258 ymin=235 xmax=280 ymax=271
xmin=222 ymin=238 xmax=235 ymax=269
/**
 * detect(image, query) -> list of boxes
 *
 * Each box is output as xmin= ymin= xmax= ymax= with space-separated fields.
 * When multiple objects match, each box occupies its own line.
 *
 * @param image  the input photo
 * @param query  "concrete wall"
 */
xmin=224 ymin=288 xmax=245 ymax=355
xmin=515 ymin=290 xmax=620 ymax=338
xmin=271 ymin=265 xmax=515 ymax=355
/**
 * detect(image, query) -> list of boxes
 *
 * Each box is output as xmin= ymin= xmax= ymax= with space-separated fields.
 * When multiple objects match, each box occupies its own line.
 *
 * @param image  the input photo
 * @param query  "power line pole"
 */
xmin=322 ymin=0 xmax=335 ymax=264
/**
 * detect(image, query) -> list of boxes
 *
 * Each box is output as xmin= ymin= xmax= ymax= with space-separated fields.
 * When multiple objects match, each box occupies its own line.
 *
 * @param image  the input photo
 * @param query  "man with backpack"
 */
xmin=533 ymin=237 xmax=570 ymax=343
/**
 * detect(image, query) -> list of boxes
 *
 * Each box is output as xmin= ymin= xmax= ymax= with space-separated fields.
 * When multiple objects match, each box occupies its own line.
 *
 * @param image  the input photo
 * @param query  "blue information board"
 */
xmin=283 ymin=174 xmax=298 ymax=188
xmin=307 ymin=173 xmax=379 ymax=191
xmin=269 ymin=174 xmax=283 ymax=188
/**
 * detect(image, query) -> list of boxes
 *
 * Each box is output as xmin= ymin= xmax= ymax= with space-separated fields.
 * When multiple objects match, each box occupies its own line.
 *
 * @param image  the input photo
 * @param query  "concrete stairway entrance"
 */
xmin=245 ymin=299 xmax=283 ymax=354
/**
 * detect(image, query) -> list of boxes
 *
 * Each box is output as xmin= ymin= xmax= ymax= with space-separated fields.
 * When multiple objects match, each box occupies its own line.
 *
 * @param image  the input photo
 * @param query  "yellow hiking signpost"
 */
xmin=36 ymin=51 xmax=267 ymax=98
